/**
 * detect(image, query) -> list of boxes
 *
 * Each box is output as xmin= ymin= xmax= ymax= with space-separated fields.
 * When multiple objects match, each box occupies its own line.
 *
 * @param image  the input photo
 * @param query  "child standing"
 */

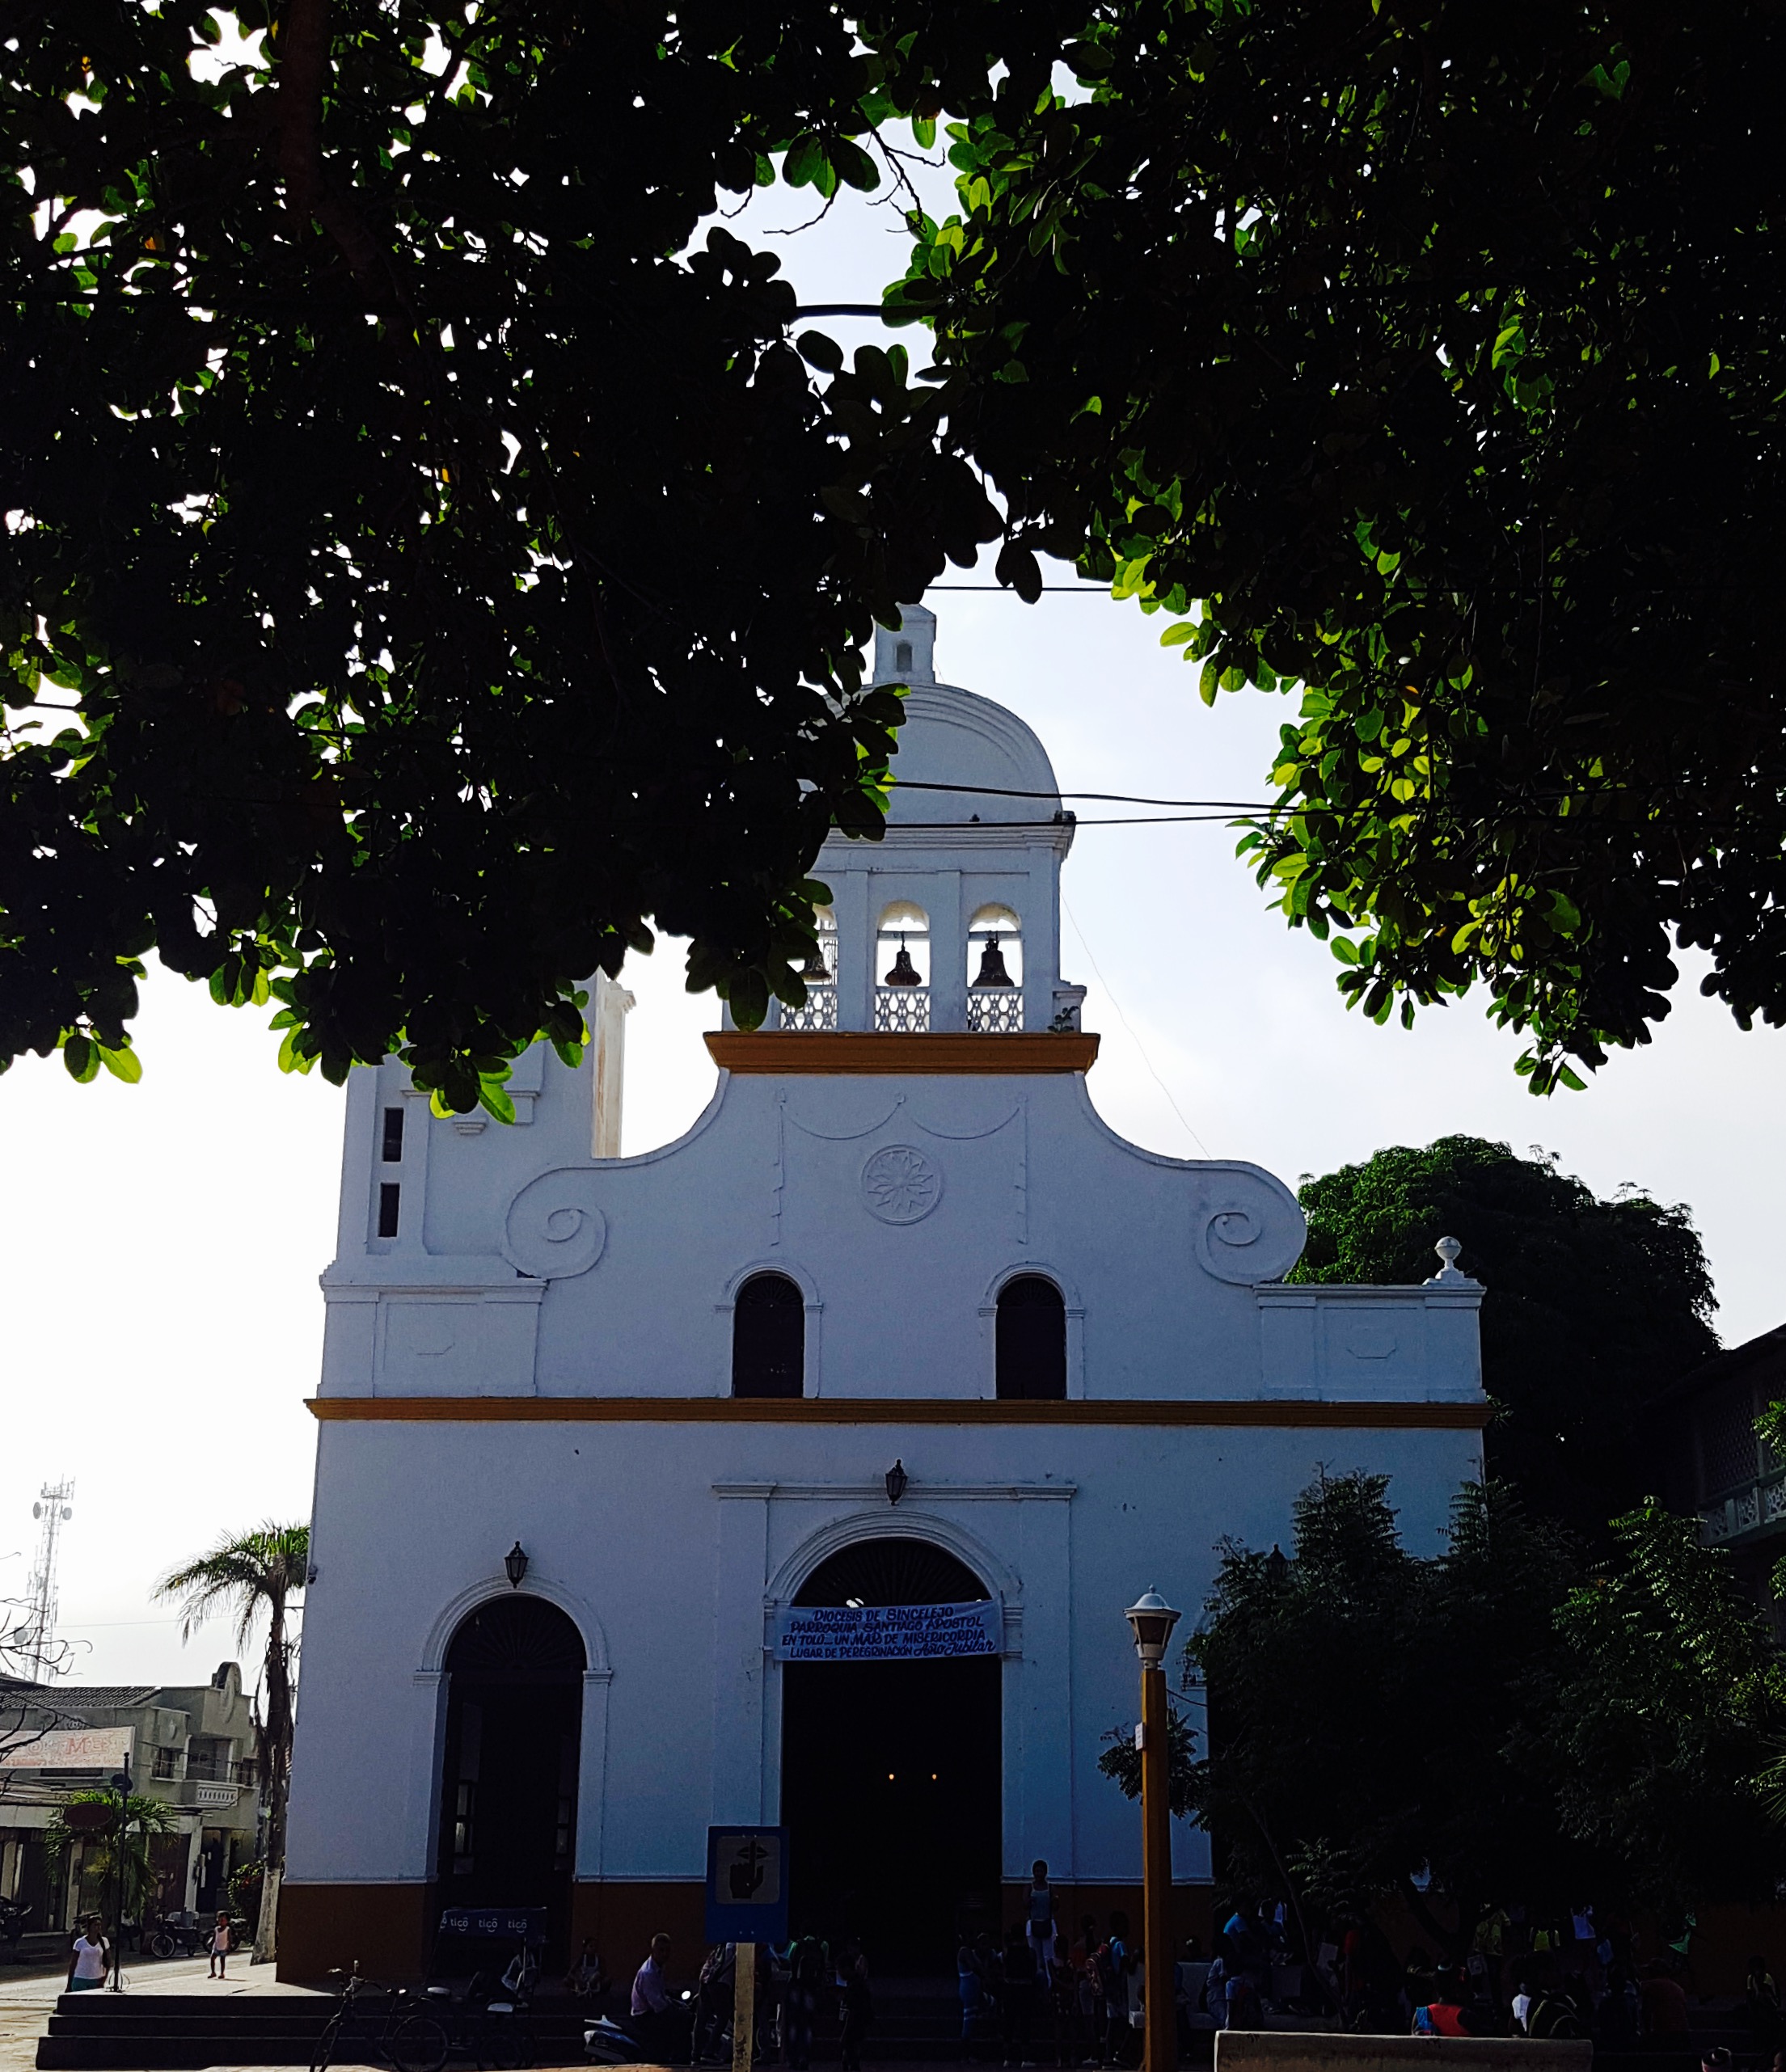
xmin=209 ymin=1911 xmax=231 ymax=1979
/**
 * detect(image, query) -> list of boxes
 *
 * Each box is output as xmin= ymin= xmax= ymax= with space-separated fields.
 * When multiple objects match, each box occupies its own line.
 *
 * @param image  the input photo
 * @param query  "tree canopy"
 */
xmin=8 ymin=2 xmax=1784 ymax=1106
xmin=1101 ymin=1471 xmax=1786 ymax=1956
xmin=1290 ymin=1134 xmax=1717 ymax=1534
xmin=908 ymin=0 xmax=1786 ymax=1094
xmin=2 ymin=0 xmax=1041 ymax=1110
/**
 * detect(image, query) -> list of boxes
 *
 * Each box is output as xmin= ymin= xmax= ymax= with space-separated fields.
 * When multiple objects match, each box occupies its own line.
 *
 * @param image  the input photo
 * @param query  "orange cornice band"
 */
xmin=307 ymin=1395 xmax=1488 ymax=1430
xmin=704 ymin=1032 xmax=1100 ymax=1074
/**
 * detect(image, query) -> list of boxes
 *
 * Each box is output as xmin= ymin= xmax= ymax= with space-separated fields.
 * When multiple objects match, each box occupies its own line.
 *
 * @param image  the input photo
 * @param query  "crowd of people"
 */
xmin=598 ymin=1885 xmax=1783 ymax=2063
xmin=956 ymin=1865 xmax=1149 ymax=2067
xmin=618 ymin=1926 xmax=874 ymax=2068
xmin=1195 ymin=1896 xmax=1785 ymax=2053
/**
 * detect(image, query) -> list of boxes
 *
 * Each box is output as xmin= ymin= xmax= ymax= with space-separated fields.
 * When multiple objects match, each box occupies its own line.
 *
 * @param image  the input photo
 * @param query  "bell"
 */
xmin=971 ymin=934 xmax=1015 ymax=988
xmin=799 ymin=942 xmax=831 ymax=982
xmin=883 ymin=937 xmax=923 ymax=987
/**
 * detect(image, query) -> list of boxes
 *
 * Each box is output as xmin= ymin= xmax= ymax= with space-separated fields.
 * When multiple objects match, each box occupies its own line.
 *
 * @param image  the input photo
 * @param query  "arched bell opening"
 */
xmin=783 ymin=905 xmax=838 ymax=1032
xmin=995 ymin=1275 xmax=1067 ymax=1400
xmin=967 ymin=904 xmax=1024 ymax=1033
xmin=733 ymin=1272 xmax=807 ymax=1398
xmin=781 ymin=1537 xmax=1000 ymax=1971
xmin=874 ymin=901 xmax=931 ymax=1034
xmin=436 ymin=1595 xmax=585 ymax=1969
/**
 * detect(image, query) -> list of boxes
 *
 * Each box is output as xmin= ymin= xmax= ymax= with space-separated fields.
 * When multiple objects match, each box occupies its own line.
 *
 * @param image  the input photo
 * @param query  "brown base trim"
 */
xmin=307 ymin=1395 xmax=1487 ymax=1429
xmin=277 ymin=1880 xmax=1215 ymax=1987
xmin=277 ymin=1881 xmax=430 ymax=1985
xmin=706 ymin=1032 xmax=1100 ymax=1074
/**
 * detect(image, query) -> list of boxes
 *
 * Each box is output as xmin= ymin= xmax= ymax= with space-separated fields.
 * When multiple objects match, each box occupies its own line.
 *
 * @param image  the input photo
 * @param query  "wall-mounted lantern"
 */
xmin=885 ymin=1460 xmax=909 ymax=1507
xmin=504 ymin=1541 xmax=529 ymax=1589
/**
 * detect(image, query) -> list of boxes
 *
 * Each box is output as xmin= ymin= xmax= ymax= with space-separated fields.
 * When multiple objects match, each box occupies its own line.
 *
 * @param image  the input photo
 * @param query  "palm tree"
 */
xmin=46 ymin=1789 xmax=179 ymax=1925
xmin=155 ymin=1523 xmax=308 ymax=1960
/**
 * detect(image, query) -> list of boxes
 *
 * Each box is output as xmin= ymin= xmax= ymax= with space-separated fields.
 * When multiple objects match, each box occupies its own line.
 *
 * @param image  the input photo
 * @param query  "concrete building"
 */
xmin=0 ymin=1663 xmax=261 ymax=1935
xmin=281 ymin=605 xmax=1488 ymax=1982
xmin=1649 ymin=1320 xmax=1786 ymax=1630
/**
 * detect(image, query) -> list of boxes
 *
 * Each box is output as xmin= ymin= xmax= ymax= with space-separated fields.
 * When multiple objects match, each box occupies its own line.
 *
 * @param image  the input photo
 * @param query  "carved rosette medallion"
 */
xmin=860 ymin=1143 xmax=944 ymax=1226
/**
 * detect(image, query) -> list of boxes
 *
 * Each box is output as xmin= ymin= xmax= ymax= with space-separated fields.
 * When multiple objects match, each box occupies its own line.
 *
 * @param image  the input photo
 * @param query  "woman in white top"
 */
xmin=67 ymin=1917 xmax=109 ymax=1993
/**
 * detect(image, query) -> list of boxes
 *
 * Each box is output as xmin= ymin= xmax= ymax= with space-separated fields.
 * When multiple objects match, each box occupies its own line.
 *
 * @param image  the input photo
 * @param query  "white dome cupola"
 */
xmin=759 ymin=604 xmax=1086 ymax=1036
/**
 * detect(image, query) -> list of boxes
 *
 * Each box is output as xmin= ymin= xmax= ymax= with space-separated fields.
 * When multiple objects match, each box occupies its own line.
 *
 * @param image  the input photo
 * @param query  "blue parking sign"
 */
xmin=704 ymin=1826 xmax=789 ymax=1945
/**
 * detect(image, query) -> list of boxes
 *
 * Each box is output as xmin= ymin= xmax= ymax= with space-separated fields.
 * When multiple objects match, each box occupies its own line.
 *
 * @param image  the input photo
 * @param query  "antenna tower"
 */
xmin=20 ymin=1480 xmax=74 ymax=1679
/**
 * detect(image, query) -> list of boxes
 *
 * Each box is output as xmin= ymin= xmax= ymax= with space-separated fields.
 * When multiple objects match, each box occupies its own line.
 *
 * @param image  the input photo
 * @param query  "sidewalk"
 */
xmin=0 ymin=1956 xmax=325 ymax=2072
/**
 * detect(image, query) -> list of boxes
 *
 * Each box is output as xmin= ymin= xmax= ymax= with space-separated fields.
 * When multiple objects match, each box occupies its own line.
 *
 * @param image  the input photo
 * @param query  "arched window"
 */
xmin=894 ymin=639 xmax=914 ymax=673
xmin=733 ymin=1272 xmax=805 ymax=1398
xmin=967 ymin=904 xmax=1024 ymax=1033
xmin=995 ymin=1276 xmax=1066 ymax=1400
xmin=783 ymin=905 xmax=838 ymax=1032
xmin=874 ymin=901 xmax=930 ymax=1033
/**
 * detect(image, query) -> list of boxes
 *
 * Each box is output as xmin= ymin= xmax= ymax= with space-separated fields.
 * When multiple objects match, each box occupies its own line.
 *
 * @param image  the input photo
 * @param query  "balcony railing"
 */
xmin=1700 ymin=1472 xmax=1786 ymax=1544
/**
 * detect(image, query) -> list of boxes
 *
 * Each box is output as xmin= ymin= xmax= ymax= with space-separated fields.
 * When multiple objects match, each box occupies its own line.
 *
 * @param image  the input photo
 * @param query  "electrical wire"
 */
xmin=1062 ymin=897 xmax=1212 ymax=1158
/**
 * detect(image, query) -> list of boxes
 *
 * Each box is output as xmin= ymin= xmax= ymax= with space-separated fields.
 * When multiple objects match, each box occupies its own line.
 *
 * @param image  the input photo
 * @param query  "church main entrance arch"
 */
xmin=436 ymin=1595 xmax=584 ymax=1965
xmin=780 ymin=1537 xmax=1001 ymax=1973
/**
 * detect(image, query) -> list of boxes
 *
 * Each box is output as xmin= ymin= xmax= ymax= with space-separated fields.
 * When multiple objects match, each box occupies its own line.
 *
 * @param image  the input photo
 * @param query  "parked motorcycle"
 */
xmin=583 ymin=2015 xmax=648 ymax=2066
xmin=0 ymin=1897 xmax=30 ymax=1951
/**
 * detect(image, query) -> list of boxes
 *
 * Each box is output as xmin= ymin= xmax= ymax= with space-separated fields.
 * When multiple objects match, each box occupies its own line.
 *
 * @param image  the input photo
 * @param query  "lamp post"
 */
xmin=1125 ymin=1589 xmax=1180 ymax=2072
xmin=108 ymin=1760 xmax=131 ymax=1994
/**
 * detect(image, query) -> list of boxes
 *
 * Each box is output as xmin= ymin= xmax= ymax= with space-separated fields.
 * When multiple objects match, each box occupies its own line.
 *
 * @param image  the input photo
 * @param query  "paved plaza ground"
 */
xmin=0 ymin=1952 xmax=994 ymax=2072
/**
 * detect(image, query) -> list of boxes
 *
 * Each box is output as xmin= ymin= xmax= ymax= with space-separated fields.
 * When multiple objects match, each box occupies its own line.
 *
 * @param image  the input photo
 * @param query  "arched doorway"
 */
xmin=437 ymin=1595 xmax=585 ymax=1964
xmin=780 ymin=1538 xmax=1001 ymax=1973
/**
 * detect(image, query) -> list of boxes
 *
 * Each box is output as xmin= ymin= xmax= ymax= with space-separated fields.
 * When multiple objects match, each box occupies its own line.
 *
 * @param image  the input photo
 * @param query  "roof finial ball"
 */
xmin=874 ymin=603 xmax=937 ymax=686
xmin=1427 ymin=1235 xmax=1474 ymax=1285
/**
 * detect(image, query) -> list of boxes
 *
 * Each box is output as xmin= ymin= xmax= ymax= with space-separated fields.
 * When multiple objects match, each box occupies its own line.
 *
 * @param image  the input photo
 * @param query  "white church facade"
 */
xmin=281 ymin=607 xmax=1487 ymax=1982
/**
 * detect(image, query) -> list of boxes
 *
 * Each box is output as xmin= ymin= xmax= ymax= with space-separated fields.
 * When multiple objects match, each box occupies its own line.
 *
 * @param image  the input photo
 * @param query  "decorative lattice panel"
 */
xmin=874 ymin=988 xmax=931 ymax=1033
xmin=783 ymin=989 xmax=838 ymax=1031
xmin=967 ymin=992 xmax=1024 ymax=1033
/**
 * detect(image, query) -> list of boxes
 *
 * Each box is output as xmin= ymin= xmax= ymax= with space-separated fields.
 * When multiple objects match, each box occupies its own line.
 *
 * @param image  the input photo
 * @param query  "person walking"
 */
xmin=839 ymin=1952 xmax=872 ymax=2072
xmin=66 ymin=1917 xmax=109 ymax=1994
xmin=208 ymin=1909 xmax=232 ymax=1979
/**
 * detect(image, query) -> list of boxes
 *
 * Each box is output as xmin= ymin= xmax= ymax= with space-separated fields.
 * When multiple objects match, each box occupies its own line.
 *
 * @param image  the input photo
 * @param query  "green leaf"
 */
xmin=478 ymin=1077 xmax=517 ymax=1125
xmin=97 ymin=1042 xmax=141 ymax=1084
xmin=796 ymin=330 xmax=844 ymax=374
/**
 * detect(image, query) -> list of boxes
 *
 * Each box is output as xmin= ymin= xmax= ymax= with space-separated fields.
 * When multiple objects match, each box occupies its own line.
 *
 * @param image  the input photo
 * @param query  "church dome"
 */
xmin=873 ymin=605 xmax=1064 ymax=829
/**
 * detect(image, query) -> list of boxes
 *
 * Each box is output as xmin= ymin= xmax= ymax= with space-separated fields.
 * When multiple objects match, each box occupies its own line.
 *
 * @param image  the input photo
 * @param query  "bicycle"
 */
xmin=310 ymin=1963 xmax=450 ymax=2072
xmin=422 ymin=1974 xmax=537 ymax=2071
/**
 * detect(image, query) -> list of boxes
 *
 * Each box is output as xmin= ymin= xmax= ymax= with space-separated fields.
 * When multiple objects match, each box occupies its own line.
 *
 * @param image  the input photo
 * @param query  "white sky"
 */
xmin=3 ymin=117 xmax=1779 ymax=1694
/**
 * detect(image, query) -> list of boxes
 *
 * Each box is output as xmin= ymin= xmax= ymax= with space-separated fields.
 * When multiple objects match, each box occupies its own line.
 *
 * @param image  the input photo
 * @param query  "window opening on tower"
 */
xmin=967 ymin=904 xmax=1024 ymax=1032
xmin=783 ymin=905 xmax=838 ymax=1032
xmin=875 ymin=901 xmax=931 ymax=1033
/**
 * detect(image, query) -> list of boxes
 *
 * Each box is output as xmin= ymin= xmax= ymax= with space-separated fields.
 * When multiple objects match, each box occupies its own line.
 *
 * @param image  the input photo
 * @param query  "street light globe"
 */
xmin=1124 ymin=1586 xmax=1180 ymax=1665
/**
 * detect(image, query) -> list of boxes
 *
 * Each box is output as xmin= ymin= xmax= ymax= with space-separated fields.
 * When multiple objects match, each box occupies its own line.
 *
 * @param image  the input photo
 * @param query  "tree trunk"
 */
xmin=253 ymin=1864 xmax=281 ymax=1967
xmin=251 ymin=1587 xmax=293 ymax=1965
